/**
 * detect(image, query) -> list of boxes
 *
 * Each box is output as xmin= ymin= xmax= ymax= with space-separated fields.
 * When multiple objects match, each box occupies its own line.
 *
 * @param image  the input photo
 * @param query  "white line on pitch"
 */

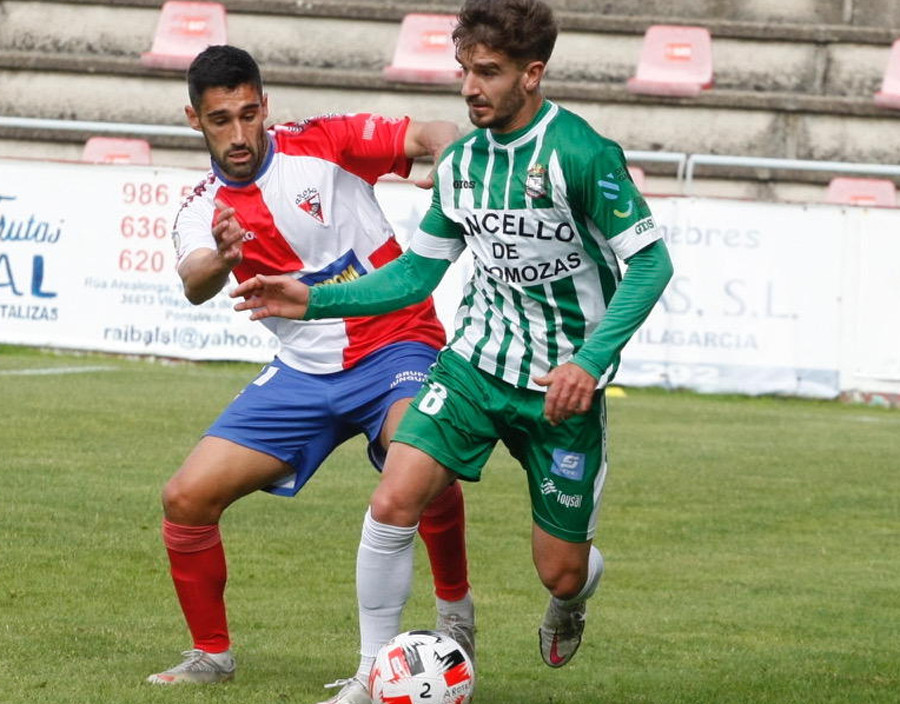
xmin=0 ymin=366 xmax=119 ymax=376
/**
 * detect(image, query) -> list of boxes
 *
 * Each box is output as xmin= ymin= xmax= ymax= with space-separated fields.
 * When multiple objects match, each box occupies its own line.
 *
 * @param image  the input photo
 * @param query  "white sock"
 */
xmin=356 ymin=508 xmax=418 ymax=679
xmin=558 ymin=546 xmax=604 ymax=608
xmin=436 ymin=590 xmax=474 ymax=618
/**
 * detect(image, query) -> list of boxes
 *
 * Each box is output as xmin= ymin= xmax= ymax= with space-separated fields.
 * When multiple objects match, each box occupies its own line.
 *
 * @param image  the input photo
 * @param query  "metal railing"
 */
xmin=3 ymin=117 xmax=900 ymax=194
xmin=683 ymin=154 xmax=900 ymax=194
xmin=624 ymin=150 xmax=688 ymax=182
xmin=0 ymin=116 xmax=200 ymax=139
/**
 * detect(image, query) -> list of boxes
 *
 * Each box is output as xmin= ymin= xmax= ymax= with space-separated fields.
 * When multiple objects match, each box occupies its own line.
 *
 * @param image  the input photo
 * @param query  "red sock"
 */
xmin=418 ymin=482 xmax=470 ymax=601
xmin=162 ymin=519 xmax=230 ymax=653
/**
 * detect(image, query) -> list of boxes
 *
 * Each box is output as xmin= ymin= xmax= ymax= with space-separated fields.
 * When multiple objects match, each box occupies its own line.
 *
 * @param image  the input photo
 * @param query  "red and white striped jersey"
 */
xmin=172 ymin=113 xmax=446 ymax=373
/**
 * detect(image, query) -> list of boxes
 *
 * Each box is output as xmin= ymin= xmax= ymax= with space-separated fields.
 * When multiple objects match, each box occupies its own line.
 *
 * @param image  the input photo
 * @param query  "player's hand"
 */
xmin=533 ymin=362 xmax=598 ymax=426
xmin=411 ymin=168 xmax=436 ymax=190
xmin=231 ymin=274 xmax=311 ymax=321
xmin=212 ymin=198 xmax=245 ymax=267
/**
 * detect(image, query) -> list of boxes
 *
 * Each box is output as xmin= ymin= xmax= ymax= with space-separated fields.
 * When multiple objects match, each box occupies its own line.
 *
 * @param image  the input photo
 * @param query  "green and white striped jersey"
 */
xmin=411 ymin=100 xmax=662 ymax=391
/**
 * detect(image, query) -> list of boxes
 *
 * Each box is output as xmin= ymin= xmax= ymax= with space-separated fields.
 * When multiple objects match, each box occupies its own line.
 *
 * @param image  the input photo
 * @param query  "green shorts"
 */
xmin=394 ymin=350 xmax=608 ymax=542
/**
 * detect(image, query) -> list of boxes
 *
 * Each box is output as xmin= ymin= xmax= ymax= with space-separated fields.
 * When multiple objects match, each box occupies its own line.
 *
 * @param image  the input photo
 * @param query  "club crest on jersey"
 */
xmin=295 ymin=188 xmax=324 ymax=224
xmin=525 ymin=164 xmax=547 ymax=199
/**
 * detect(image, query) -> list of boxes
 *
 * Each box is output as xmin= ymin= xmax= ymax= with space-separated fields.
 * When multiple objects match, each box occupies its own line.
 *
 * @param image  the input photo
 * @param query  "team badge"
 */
xmin=295 ymin=188 xmax=324 ymax=224
xmin=525 ymin=164 xmax=547 ymax=199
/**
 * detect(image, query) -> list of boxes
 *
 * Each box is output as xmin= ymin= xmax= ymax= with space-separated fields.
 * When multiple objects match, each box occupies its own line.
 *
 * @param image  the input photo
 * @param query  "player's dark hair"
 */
xmin=187 ymin=45 xmax=263 ymax=109
xmin=453 ymin=0 xmax=558 ymax=65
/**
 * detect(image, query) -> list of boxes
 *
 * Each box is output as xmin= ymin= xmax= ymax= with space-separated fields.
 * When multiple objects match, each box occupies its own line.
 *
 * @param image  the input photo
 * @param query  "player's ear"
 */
xmin=185 ymin=105 xmax=201 ymax=131
xmin=523 ymin=61 xmax=545 ymax=93
xmin=261 ymin=93 xmax=269 ymax=121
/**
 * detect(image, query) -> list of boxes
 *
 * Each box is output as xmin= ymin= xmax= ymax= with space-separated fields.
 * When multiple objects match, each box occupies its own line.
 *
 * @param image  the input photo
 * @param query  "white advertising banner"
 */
xmin=2 ymin=158 xmax=899 ymax=400
xmin=616 ymin=198 xmax=846 ymax=398
xmin=0 ymin=159 xmax=277 ymax=362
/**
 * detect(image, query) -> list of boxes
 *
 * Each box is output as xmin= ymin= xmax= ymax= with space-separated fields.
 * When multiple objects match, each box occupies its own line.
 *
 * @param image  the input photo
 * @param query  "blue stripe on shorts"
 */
xmin=205 ymin=341 xmax=438 ymax=496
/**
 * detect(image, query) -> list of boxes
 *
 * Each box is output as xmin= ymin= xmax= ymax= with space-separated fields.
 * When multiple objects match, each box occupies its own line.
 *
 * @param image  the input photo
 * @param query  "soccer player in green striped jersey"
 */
xmin=233 ymin=0 xmax=673 ymax=693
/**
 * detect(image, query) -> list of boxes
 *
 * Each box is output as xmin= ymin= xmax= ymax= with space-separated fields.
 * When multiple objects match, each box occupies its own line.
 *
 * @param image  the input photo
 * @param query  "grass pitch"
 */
xmin=0 ymin=345 xmax=898 ymax=703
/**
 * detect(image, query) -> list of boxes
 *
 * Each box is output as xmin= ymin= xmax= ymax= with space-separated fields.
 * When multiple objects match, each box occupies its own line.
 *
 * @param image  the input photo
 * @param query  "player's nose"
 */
xmin=460 ymin=72 xmax=479 ymax=98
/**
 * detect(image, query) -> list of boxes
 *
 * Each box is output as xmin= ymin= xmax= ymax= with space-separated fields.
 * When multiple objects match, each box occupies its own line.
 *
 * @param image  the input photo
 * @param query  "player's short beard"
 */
xmin=207 ymin=131 xmax=267 ymax=181
xmin=469 ymin=87 xmax=527 ymax=132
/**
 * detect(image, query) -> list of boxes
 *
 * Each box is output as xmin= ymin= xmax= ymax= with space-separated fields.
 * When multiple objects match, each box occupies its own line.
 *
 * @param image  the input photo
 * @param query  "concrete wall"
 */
xmin=2 ymin=0 xmax=899 ymax=200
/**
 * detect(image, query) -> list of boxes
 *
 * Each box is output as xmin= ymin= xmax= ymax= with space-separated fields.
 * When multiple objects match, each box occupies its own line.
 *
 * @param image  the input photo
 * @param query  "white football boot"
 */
xmin=316 ymin=676 xmax=372 ymax=704
xmin=146 ymin=648 xmax=235 ymax=684
xmin=538 ymin=597 xmax=586 ymax=667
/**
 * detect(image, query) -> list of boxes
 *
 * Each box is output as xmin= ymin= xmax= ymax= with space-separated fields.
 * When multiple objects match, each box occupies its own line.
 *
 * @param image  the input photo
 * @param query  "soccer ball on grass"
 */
xmin=368 ymin=630 xmax=475 ymax=704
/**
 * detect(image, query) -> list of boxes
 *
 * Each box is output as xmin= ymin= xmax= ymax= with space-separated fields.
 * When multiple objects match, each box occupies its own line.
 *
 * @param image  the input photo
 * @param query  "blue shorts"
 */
xmin=205 ymin=342 xmax=438 ymax=496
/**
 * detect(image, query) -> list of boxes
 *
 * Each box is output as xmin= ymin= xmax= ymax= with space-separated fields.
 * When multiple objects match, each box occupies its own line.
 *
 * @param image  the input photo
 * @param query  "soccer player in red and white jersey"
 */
xmin=145 ymin=46 xmax=473 ymax=701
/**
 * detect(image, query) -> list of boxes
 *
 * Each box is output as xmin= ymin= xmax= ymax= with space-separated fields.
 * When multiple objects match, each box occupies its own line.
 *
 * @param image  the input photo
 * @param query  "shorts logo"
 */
xmin=539 ymin=478 xmax=583 ymax=509
xmin=390 ymin=370 xmax=429 ymax=389
xmin=418 ymin=381 xmax=448 ymax=416
xmin=551 ymin=449 xmax=586 ymax=481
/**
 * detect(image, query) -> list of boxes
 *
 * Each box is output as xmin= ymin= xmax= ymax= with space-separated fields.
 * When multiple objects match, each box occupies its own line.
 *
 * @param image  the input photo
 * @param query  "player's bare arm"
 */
xmin=179 ymin=199 xmax=246 ymax=304
xmin=404 ymin=119 xmax=461 ymax=189
xmin=232 ymin=274 xmax=310 ymax=320
xmin=533 ymin=363 xmax=598 ymax=426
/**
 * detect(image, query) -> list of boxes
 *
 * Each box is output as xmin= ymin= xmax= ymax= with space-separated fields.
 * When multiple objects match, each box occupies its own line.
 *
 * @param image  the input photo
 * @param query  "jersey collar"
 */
xmin=211 ymin=132 xmax=275 ymax=187
xmin=486 ymin=100 xmax=557 ymax=149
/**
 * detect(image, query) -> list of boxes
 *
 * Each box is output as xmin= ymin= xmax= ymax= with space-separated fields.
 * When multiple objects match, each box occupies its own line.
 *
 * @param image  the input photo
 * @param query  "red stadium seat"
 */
xmin=383 ymin=13 xmax=462 ymax=84
xmin=626 ymin=25 xmax=713 ymax=97
xmin=627 ymin=165 xmax=646 ymax=192
xmin=81 ymin=137 xmax=152 ymax=165
xmin=825 ymin=177 xmax=897 ymax=207
xmin=140 ymin=1 xmax=227 ymax=71
xmin=874 ymin=39 xmax=900 ymax=109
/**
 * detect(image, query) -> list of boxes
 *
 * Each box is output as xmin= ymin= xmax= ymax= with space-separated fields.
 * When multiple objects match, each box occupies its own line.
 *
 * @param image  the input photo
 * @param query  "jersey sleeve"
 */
xmin=412 ymin=155 xmax=467 ymax=262
xmin=280 ymin=114 xmax=413 ymax=185
xmin=574 ymin=143 xmax=661 ymax=261
xmin=171 ymin=179 xmax=217 ymax=267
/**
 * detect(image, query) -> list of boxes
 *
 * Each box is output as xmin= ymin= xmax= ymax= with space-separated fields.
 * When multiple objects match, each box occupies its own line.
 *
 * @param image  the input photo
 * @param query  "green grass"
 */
xmin=1 ymin=344 xmax=898 ymax=703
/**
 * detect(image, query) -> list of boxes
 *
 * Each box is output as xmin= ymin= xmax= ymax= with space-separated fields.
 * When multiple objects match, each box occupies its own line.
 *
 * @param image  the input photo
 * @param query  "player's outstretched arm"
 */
xmin=231 ymin=249 xmax=449 ymax=321
xmin=404 ymin=119 xmax=461 ymax=189
xmin=232 ymin=275 xmax=310 ymax=320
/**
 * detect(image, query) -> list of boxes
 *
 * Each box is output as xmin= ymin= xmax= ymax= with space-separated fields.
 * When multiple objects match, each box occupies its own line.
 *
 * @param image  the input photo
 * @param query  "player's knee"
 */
xmin=161 ymin=476 xmax=220 ymax=524
xmin=369 ymin=485 xmax=423 ymax=527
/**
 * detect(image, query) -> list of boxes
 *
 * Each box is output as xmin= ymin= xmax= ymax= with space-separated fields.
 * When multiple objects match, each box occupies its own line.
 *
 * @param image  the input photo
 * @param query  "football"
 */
xmin=368 ymin=630 xmax=475 ymax=704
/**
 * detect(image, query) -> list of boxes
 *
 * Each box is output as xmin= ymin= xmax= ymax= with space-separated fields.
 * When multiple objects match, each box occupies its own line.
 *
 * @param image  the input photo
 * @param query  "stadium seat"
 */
xmin=825 ymin=177 xmax=897 ymax=207
xmin=627 ymin=165 xmax=646 ymax=192
xmin=383 ymin=13 xmax=461 ymax=84
xmin=626 ymin=25 xmax=713 ymax=97
xmin=81 ymin=137 xmax=152 ymax=165
xmin=140 ymin=1 xmax=227 ymax=71
xmin=874 ymin=39 xmax=900 ymax=109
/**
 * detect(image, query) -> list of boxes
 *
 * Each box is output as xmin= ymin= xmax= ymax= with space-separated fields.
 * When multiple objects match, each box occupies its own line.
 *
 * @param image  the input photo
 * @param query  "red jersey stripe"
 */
xmin=215 ymin=185 xmax=303 ymax=281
